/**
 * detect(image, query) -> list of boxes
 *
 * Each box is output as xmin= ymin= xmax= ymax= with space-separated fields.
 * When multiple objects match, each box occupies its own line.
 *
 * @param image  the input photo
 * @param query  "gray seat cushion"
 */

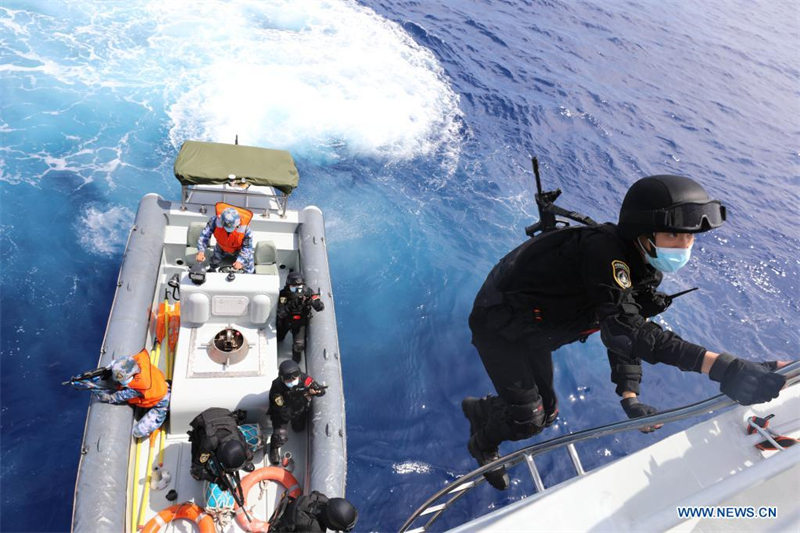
xmin=255 ymin=240 xmax=278 ymax=275
xmin=185 ymin=222 xmax=208 ymax=265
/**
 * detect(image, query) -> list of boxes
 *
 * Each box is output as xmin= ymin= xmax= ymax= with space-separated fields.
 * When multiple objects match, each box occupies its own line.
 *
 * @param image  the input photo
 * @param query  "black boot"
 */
xmin=467 ymin=434 xmax=509 ymax=490
xmin=462 ymin=397 xmax=509 ymax=490
xmin=292 ymin=349 xmax=302 ymax=363
xmin=462 ymin=397 xmax=488 ymax=437
xmin=268 ymin=446 xmax=281 ymax=465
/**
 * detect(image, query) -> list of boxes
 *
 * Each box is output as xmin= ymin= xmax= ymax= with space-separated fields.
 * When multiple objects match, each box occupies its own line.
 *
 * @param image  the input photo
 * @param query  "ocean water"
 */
xmin=1 ymin=0 xmax=798 ymax=531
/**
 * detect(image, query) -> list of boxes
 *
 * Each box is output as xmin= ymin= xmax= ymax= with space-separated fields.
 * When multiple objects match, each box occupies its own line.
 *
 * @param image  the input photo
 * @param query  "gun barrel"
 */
xmin=532 ymin=157 xmax=543 ymax=195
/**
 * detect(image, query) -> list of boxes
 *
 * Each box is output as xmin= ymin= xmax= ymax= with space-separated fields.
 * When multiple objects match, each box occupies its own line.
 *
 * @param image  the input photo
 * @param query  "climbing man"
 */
xmin=463 ymin=174 xmax=787 ymax=490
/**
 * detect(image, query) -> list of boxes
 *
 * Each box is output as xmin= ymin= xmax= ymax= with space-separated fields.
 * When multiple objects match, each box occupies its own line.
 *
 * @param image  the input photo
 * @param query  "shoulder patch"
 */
xmin=274 ymin=395 xmax=284 ymax=407
xmin=611 ymin=260 xmax=632 ymax=289
xmin=199 ymin=452 xmax=210 ymax=464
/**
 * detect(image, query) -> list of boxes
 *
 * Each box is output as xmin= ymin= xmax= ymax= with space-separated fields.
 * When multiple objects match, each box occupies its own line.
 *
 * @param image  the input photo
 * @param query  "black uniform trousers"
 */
xmin=469 ymin=304 xmax=582 ymax=450
xmin=277 ymin=317 xmax=307 ymax=361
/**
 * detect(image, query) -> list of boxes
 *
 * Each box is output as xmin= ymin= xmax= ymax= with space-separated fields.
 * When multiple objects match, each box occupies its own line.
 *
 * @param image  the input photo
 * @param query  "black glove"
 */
xmin=190 ymin=463 xmax=215 ymax=482
xmin=710 ymin=353 xmax=785 ymax=405
xmin=311 ymin=298 xmax=324 ymax=312
xmin=620 ymin=397 xmax=661 ymax=433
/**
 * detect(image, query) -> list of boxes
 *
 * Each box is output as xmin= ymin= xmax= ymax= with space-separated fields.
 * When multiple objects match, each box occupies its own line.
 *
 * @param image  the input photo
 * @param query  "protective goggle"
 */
xmin=626 ymin=201 xmax=726 ymax=233
xmin=289 ymin=285 xmax=304 ymax=293
xmin=282 ymin=371 xmax=300 ymax=382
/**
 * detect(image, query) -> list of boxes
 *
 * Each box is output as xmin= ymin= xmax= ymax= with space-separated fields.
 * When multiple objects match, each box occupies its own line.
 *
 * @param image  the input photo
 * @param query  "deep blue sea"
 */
xmin=1 ymin=1 xmax=798 ymax=531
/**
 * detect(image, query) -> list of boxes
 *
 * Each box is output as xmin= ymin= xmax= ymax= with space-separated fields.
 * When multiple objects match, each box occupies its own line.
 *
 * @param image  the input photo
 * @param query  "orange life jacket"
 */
xmin=213 ymin=203 xmax=253 ymax=254
xmin=126 ymin=349 xmax=168 ymax=408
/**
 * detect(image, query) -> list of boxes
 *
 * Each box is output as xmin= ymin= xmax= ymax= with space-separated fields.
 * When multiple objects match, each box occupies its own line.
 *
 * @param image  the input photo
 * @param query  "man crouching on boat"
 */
xmin=93 ymin=350 xmax=170 ymax=438
xmin=462 ymin=175 xmax=788 ymax=490
xmin=195 ymin=203 xmax=255 ymax=273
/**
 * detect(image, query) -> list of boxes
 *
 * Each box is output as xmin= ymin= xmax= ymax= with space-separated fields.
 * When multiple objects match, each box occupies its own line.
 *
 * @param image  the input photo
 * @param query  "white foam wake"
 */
xmin=75 ymin=205 xmax=134 ymax=256
xmin=2 ymin=0 xmax=462 ymax=176
xmin=155 ymin=0 xmax=462 ymax=162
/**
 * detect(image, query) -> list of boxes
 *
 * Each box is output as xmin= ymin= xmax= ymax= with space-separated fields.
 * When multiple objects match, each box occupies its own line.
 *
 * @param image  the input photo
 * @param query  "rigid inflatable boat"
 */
xmin=71 ymin=140 xmax=346 ymax=532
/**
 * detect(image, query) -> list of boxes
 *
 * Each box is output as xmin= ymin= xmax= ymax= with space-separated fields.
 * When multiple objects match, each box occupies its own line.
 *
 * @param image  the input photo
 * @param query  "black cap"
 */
xmin=618 ymin=175 xmax=726 ymax=238
xmin=217 ymin=439 xmax=247 ymax=471
xmin=278 ymin=360 xmax=301 ymax=381
xmin=287 ymin=272 xmax=304 ymax=286
xmin=322 ymin=498 xmax=358 ymax=531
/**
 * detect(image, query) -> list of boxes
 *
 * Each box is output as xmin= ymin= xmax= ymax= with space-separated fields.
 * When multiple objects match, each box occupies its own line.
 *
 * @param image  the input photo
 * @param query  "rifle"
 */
xmin=295 ymin=383 xmax=328 ymax=399
xmin=209 ymin=456 xmax=252 ymax=523
xmin=62 ymin=367 xmax=113 ymax=391
xmin=525 ymin=157 xmax=598 ymax=237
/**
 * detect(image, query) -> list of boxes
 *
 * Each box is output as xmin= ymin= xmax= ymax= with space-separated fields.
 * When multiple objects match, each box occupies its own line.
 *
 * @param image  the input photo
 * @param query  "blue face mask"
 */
xmin=646 ymin=243 xmax=693 ymax=273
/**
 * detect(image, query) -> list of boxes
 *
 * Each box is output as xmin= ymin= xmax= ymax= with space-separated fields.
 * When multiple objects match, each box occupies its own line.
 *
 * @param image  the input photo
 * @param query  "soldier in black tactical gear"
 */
xmin=267 ymin=360 xmax=326 ymax=465
xmin=269 ymin=491 xmax=358 ymax=532
xmin=463 ymin=174 xmax=787 ymax=490
xmin=277 ymin=272 xmax=325 ymax=363
xmin=188 ymin=407 xmax=254 ymax=485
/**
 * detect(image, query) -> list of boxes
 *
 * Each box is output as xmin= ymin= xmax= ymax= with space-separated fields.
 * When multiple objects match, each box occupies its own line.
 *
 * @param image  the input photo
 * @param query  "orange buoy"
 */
xmin=141 ymin=502 xmax=215 ymax=533
xmin=167 ymin=302 xmax=180 ymax=352
xmin=235 ymin=467 xmax=302 ymax=533
xmin=155 ymin=301 xmax=167 ymax=342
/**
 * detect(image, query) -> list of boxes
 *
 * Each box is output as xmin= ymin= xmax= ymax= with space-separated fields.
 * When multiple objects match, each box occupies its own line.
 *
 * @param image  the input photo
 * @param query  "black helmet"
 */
xmin=217 ymin=439 xmax=247 ymax=471
xmin=618 ymin=175 xmax=726 ymax=239
xmin=322 ymin=498 xmax=358 ymax=531
xmin=286 ymin=272 xmax=304 ymax=286
xmin=278 ymin=360 xmax=301 ymax=381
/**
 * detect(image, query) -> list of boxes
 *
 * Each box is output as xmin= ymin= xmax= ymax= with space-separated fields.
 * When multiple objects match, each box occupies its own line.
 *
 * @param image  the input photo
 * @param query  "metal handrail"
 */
xmin=400 ymin=361 xmax=800 ymax=533
xmin=180 ymin=183 xmax=289 ymax=217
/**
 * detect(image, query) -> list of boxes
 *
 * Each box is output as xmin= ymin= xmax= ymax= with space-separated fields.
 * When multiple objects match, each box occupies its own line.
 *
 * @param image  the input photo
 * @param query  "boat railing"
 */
xmin=399 ymin=361 xmax=800 ymax=533
xmin=180 ymin=182 xmax=290 ymax=217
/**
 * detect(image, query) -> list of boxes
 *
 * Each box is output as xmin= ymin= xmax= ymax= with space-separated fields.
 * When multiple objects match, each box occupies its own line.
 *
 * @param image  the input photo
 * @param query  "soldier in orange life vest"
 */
xmin=93 ymin=350 xmax=170 ymax=438
xmin=196 ymin=203 xmax=255 ymax=273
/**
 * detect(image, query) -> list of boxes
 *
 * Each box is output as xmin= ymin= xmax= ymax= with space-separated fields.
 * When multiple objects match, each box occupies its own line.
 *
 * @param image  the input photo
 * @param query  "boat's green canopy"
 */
xmin=174 ymin=140 xmax=299 ymax=195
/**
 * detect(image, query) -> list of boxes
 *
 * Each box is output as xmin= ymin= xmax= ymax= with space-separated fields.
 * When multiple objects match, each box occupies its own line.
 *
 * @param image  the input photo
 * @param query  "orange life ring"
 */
xmin=141 ymin=502 xmax=215 ymax=533
xmin=235 ymin=466 xmax=302 ymax=533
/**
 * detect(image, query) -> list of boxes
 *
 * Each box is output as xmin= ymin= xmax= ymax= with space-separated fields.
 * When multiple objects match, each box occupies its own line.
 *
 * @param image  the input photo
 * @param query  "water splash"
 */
xmin=75 ymin=205 xmax=134 ymax=256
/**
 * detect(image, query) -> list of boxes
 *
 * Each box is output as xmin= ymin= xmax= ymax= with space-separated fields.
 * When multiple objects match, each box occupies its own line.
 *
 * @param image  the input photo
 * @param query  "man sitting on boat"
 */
xmin=266 ymin=360 xmax=326 ymax=465
xmin=278 ymin=272 xmax=325 ymax=362
xmin=269 ymin=491 xmax=358 ymax=532
xmin=462 ymin=174 xmax=788 ymax=490
xmin=188 ymin=407 xmax=255 ymax=484
xmin=93 ymin=350 xmax=170 ymax=439
xmin=195 ymin=203 xmax=255 ymax=273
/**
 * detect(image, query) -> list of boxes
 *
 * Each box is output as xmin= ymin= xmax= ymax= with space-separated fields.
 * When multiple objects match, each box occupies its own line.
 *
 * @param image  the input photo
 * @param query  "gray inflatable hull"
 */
xmin=71 ymin=194 xmax=166 ymax=532
xmin=300 ymin=206 xmax=347 ymax=497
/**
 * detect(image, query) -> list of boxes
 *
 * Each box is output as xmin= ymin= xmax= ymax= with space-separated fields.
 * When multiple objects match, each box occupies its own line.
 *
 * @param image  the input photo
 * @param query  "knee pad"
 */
xmin=507 ymin=398 xmax=545 ymax=440
xmin=293 ymin=337 xmax=305 ymax=352
xmin=271 ymin=427 xmax=288 ymax=448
